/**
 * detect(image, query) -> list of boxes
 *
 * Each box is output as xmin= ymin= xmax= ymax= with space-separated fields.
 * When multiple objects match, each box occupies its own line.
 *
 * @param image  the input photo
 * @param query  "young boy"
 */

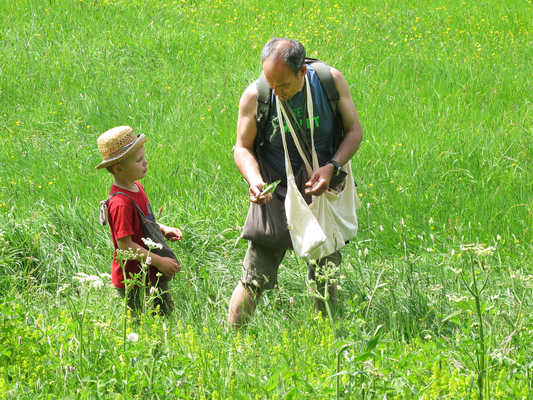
xmin=96 ymin=125 xmax=181 ymax=316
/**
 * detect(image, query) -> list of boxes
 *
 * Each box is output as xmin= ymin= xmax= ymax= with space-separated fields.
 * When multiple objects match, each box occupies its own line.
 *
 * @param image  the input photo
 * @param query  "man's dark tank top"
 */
xmin=259 ymin=65 xmax=340 ymax=177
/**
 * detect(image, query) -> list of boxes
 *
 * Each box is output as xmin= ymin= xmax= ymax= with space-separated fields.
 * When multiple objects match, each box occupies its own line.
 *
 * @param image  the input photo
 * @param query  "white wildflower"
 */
xmin=446 ymin=294 xmax=468 ymax=303
xmin=73 ymin=272 xmax=104 ymax=289
xmin=56 ymin=284 xmax=70 ymax=295
xmin=460 ymin=243 xmax=495 ymax=256
xmin=142 ymin=237 xmax=163 ymax=250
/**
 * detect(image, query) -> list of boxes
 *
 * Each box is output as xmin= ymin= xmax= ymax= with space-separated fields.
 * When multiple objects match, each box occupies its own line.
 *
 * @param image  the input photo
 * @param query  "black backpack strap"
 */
xmin=256 ymin=72 xmax=272 ymax=147
xmin=306 ymin=58 xmax=344 ymax=148
xmin=306 ymin=59 xmax=339 ymax=115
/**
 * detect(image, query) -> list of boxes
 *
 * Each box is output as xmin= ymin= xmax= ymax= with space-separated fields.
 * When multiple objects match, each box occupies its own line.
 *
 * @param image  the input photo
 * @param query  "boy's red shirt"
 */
xmin=107 ymin=182 xmax=159 ymax=288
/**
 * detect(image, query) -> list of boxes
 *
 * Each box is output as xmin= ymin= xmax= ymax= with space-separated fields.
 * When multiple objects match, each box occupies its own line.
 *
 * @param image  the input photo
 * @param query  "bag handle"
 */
xmin=276 ymin=74 xmax=319 ymax=178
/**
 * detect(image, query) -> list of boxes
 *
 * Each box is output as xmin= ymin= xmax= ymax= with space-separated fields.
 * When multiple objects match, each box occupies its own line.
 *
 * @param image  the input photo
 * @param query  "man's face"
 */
xmin=262 ymin=58 xmax=306 ymax=101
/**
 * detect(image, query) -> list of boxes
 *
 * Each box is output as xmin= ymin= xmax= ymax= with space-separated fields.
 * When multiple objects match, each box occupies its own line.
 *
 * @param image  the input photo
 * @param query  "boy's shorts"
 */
xmin=241 ymin=241 xmax=342 ymax=291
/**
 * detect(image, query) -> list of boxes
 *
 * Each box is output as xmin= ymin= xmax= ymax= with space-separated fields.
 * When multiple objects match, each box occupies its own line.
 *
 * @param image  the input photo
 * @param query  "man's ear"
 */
xmin=299 ymin=64 xmax=307 ymax=77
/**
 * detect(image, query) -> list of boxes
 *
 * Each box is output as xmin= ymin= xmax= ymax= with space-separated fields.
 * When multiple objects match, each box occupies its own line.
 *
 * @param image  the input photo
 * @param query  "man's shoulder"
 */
xmin=242 ymin=81 xmax=259 ymax=102
xmin=328 ymin=67 xmax=349 ymax=93
xmin=328 ymin=67 xmax=343 ymax=82
xmin=239 ymin=81 xmax=259 ymax=116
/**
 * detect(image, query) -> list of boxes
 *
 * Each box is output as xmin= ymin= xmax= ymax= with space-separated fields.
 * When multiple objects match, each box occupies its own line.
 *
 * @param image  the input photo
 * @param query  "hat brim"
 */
xmin=95 ymin=134 xmax=146 ymax=169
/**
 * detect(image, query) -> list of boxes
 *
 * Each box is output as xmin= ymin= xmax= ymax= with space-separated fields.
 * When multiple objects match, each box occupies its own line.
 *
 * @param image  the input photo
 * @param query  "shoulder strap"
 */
xmin=306 ymin=58 xmax=344 ymax=148
xmin=306 ymin=58 xmax=339 ymax=115
xmin=256 ymin=72 xmax=272 ymax=146
xmin=100 ymin=191 xmax=147 ymax=226
xmin=109 ymin=191 xmax=147 ymax=216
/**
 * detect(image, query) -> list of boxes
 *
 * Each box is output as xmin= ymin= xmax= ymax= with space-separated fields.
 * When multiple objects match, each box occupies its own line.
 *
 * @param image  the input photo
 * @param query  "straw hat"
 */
xmin=95 ymin=126 xmax=146 ymax=169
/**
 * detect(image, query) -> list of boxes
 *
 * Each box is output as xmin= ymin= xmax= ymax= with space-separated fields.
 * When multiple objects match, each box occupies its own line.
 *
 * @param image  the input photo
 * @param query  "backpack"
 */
xmin=255 ymin=58 xmax=344 ymax=149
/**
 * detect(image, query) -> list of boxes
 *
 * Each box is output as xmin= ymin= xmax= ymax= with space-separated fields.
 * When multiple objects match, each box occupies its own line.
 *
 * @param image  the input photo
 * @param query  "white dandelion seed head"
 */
xmin=127 ymin=332 xmax=139 ymax=343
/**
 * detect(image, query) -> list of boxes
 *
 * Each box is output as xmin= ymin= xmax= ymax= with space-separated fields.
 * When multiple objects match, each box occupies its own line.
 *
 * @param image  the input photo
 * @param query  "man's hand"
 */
xmin=249 ymin=180 xmax=273 ymax=204
xmin=304 ymin=164 xmax=335 ymax=195
xmin=154 ymin=256 xmax=181 ymax=278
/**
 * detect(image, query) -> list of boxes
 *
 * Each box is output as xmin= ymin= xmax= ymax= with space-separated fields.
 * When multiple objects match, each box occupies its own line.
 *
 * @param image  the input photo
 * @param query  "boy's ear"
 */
xmin=109 ymin=163 xmax=122 ymax=174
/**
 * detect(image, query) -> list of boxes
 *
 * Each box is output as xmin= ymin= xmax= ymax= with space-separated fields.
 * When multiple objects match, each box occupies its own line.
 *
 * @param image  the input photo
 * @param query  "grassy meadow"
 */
xmin=1 ymin=0 xmax=532 ymax=398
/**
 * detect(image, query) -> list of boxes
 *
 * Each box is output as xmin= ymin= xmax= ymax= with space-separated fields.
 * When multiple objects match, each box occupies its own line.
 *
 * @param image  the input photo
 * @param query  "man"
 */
xmin=228 ymin=38 xmax=363 ymax=327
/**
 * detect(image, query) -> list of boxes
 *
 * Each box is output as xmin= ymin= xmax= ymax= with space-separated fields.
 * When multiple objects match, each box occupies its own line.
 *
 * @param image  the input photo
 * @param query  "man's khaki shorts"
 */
xmin=241 ymin=241 xmax=341 ymax=291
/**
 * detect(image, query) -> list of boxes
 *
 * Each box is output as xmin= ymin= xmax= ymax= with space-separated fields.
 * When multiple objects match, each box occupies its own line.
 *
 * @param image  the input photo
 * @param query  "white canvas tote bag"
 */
xmin=276 ymin=75 xmax=359 ymax=260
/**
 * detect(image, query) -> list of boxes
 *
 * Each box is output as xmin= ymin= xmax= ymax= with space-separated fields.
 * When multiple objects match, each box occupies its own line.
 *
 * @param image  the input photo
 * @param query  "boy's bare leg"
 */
xmin=227 ymin=281 xmax=261 ymax=328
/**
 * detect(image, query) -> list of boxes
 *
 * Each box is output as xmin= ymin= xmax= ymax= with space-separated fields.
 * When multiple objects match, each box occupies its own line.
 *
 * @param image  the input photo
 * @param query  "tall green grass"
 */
xmin=1 ymin=0 xmax=531 ymax=398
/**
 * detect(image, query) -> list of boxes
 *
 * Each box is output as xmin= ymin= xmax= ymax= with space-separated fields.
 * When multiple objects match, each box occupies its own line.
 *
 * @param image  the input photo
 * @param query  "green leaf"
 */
xmin=261 ymin=180 xmax=280 ymax=196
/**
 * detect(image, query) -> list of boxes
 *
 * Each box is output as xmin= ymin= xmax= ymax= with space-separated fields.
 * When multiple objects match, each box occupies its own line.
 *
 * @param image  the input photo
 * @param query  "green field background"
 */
xmin=1 ymin=0 xmax=532 ymax=398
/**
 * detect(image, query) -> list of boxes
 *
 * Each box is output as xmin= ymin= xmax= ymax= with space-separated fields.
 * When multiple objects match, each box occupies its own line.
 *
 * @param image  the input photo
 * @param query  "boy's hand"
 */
xmin=161 ymin=225 xmax=183 ymax=241
xmin=155 ymin=256 xmax=181 ymax=278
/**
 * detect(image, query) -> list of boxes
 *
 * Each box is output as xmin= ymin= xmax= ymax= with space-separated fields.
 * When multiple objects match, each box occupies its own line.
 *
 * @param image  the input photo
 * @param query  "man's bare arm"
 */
xmin=330 ymin=67 xmax=363 ymax=165
xmin=233 ymin=83 xmax=272 ymax=204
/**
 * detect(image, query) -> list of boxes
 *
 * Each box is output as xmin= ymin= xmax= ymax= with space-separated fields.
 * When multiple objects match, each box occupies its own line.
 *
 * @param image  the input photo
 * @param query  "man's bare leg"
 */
xmin=227 ymin=281 xmax=261 ymax=328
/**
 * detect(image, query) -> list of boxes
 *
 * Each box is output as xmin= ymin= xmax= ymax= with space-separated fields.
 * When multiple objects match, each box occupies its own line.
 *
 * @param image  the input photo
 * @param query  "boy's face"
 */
xmin=116 ymin=144 xmax=148 ymax=182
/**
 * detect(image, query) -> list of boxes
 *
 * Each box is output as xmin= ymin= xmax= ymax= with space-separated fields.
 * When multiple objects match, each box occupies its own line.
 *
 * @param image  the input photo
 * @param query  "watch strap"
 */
xmin=328 ymin=160 xmax=342 ymax=175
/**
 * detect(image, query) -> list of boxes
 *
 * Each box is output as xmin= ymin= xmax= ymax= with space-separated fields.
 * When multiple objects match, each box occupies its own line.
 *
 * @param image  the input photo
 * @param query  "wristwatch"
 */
xmin=327 ymin=160 xmax=342 ymax=176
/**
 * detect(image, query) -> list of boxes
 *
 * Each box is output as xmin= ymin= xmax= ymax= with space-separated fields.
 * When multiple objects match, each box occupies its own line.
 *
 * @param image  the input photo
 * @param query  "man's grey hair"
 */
xmin=261 ymin=38 xmax=306 ymax=74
